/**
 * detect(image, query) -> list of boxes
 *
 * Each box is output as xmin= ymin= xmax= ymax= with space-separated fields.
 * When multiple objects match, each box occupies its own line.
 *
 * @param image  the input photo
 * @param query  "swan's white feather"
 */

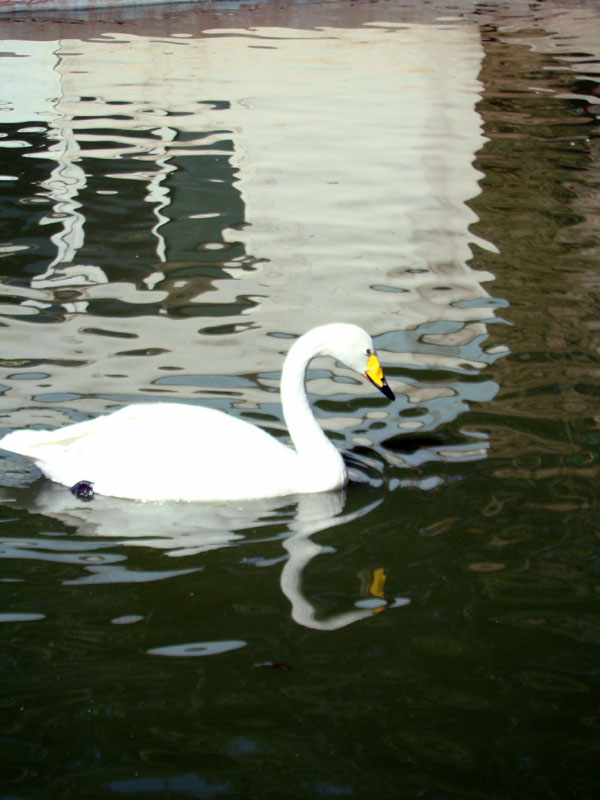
xmin=1 ymin=324 xmax=393 ymax=502
xmin=3 ymin=404 xmax=300 ymax=501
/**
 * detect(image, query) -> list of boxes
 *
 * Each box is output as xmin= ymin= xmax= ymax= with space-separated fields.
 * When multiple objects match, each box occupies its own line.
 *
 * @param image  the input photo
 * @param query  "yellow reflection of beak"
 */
xmin=363 ymin=567 xmax=387 ymax=614
xmin=368 ymin=567 xmax=387 ymax=599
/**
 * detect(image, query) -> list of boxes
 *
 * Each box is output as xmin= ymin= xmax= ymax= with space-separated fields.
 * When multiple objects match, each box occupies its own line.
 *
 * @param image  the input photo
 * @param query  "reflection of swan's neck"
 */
xmin=281 ymin=492 xmax=378 ymax=630
xmin=281 ymin=331 xmax=345 ymax=474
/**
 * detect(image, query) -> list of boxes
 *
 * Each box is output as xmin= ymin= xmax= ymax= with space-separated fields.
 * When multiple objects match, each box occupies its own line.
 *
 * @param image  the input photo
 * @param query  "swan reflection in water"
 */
xmin=3 ymin=478 xmax=409 ymax=631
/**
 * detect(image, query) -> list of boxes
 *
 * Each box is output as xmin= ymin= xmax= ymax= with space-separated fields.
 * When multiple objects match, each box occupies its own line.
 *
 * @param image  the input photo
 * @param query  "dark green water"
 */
xmin=1 ymin=1 xmax=599 ymax=797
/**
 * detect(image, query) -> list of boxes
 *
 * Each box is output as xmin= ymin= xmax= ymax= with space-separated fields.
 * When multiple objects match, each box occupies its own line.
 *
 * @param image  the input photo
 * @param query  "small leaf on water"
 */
xmin=467 ymin=562 xmax=505 ymax=573
xmin=423 ymin=517 xmax=456 ymax=536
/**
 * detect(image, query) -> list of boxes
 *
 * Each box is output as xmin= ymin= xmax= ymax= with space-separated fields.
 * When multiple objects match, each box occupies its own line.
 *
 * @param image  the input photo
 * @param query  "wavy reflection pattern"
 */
xmin=0 ymin=15 xmax=509 ymax=628
xmin=1 ymin=481 xmax=409 ymax=631
xmin=0 ymin=21 xmax=506 ymax=451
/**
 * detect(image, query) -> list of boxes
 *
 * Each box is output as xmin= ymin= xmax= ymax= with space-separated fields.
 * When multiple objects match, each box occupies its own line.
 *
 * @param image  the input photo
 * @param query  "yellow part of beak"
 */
xmin=365 ymin=352 xmax=385 ymax=387
xmin=365 ymin=352 xmax=395 ymax=400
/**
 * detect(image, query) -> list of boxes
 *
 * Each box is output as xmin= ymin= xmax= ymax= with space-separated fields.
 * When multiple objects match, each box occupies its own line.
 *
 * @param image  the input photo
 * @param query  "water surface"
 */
xmin=0 ymin=0 xmax=599 ymax=797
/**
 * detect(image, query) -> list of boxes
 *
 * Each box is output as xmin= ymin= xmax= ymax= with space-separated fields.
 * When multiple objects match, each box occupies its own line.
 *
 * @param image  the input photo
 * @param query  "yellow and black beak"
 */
xmin=365 ymin=353 xmax=395 ymax=401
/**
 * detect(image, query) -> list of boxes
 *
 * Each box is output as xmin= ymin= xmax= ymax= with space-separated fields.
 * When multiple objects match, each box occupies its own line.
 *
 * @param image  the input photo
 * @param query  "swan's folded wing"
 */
xmin=1 ymin=403 xmax=301 ymax=501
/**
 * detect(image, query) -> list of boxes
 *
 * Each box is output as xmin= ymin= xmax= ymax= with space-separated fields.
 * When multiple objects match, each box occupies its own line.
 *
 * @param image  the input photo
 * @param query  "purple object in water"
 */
xmin=70 ymin=480 xmax=95 ymax=501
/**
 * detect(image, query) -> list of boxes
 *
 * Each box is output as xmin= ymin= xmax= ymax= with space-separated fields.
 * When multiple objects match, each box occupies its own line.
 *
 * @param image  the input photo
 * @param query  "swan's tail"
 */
xmin=1 ymin=429 xmax=56 ymax=458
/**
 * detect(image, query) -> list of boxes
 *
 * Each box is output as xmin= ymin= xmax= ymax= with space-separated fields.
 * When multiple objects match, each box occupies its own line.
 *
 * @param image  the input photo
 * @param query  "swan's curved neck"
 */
xmin=280 ymin=332 xmax=345 ymax=476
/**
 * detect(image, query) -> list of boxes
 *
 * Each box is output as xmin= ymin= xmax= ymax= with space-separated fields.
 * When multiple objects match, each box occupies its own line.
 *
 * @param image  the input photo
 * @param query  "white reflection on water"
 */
xmin=0 ymin=15 xmax=507 ymax=467
xmin=147 ymin=639 xmax=247 ymax=658
xmin=1 ymin=480 xmax=408 ymax=631
xmin=0 ymin=611 xmax=46 ymax=622
xmin=0 ymin=10 xmax=512 ymax=618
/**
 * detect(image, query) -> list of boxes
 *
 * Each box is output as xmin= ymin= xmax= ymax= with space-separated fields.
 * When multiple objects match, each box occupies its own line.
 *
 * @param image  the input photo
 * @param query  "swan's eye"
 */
xmin=366 ymin=348 xmax=372 ymax=355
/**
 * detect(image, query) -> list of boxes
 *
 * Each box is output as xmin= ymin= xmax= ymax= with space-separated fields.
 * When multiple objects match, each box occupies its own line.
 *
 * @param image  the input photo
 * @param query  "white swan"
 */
xmin=0 ymin=323 xmax=394 ymax=502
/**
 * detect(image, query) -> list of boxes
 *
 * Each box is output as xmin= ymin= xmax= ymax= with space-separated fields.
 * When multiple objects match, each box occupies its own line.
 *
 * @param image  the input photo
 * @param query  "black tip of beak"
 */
xmin=367 ymin=374 xmax=395 ymax=401
xmin=379 ymin=379 xmax=395 ymax=401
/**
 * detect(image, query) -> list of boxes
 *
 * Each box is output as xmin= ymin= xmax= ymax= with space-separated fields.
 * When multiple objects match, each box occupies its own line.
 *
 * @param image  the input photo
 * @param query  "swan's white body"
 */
xmin=1 ymin=324 xmax=393 ymax=502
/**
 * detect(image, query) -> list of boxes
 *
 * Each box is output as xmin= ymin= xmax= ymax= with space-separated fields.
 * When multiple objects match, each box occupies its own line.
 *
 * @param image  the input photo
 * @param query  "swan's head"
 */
xmin=313 ymin=323 xmax=395 ymax=401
